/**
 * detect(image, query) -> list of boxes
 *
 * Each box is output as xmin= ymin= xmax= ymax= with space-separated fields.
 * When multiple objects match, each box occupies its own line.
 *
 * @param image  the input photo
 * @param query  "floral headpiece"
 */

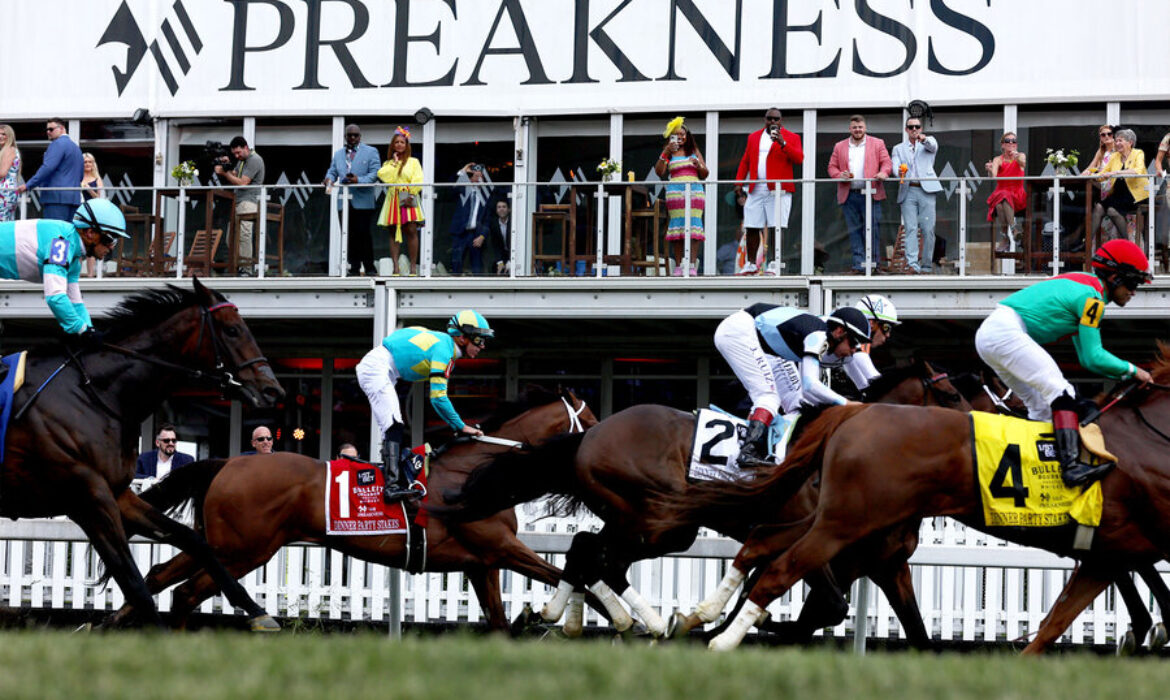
xmin=395 ymin=125 xmax=412 ymax=140
xmin=663 ymin=116 xmax=685 ymax=139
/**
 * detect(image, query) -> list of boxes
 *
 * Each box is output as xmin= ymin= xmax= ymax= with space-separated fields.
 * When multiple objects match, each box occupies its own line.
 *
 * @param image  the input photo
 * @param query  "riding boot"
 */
xmin=1052 ymin=408 xmax=1111 ymax=487
xmin=737 ymin=409 xmax=773 ymax=468
xmin=380 ymin=427 xmax=420 ymax=504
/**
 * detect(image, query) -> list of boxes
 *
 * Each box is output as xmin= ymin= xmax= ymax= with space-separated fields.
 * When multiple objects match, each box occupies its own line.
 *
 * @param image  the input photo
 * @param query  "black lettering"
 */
xmin=928 ymin=0 xmax=994 ymax=76
xmin=989 ymin=443 xmax=1029 ymax=508
xmin=463 ymin=0 xmax=552 ymax=86
xmin=295 ymin=0 xmax=374 ymax=90
xmin=223 ymin=0 xmax=295 ymax=92
xmin=564 ymin=0 xmax=649 ymax=84
xmin=660 ymin=0 xmax=742 ymax=81
xmin=384 ymin=0 xmax=458 ymax=88
xmin=852 ymin=0 xmax=917 ymax=78
xmin=761 ymin=0 xmax=841 ymax=79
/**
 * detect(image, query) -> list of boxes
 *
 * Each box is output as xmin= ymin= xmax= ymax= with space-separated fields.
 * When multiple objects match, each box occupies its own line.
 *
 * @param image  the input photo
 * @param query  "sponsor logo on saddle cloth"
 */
xmin=689 ymin=407 xmax=800 ymax=482
xmin=326 ymin=456 xmax=408 ymax=535
xmin=970 ymin=412 xmax=1105 ymax=530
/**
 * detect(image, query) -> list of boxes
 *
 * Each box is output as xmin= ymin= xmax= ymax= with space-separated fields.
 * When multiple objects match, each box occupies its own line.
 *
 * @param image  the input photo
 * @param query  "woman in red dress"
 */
xmin=985 ymin=132 xmax=1027 ymax=252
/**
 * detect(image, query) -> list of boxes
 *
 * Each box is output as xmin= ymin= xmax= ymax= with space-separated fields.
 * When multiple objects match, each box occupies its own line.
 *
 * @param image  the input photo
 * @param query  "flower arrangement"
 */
xmin=170 ymin=160 xmax=199 ymax=186
xmin=596 ymin=157 xmax=622 ymax=181
xmin=1045 ymin=148 xmax=1079 ymax=173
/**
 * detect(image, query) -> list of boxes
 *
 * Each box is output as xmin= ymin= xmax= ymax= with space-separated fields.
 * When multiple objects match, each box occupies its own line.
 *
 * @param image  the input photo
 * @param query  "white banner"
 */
xmin=3 ymin=0 xmax=1166 ymax=120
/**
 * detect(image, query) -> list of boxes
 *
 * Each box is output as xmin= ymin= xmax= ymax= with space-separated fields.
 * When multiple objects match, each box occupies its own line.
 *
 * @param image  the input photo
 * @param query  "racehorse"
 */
xmin=439 ymin=359 xmax=969 ymax=641
xmin=3 ymin=280 xmax=284 ymax=629
xmin=105 ymin=387 xmax=596 ymax=631
xmin=655 ymin=347 xmax=1170 ymax=653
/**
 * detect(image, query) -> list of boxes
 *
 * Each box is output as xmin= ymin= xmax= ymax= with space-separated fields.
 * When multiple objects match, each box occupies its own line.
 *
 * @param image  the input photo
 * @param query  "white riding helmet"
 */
xmin=855 ymin=294 xmax=900 ymax=326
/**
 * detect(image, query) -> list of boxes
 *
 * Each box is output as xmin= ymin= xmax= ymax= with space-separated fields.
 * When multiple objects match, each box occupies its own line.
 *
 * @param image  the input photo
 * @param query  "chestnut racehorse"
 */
xmin=109 ymin=387 xmax=596 ymax=631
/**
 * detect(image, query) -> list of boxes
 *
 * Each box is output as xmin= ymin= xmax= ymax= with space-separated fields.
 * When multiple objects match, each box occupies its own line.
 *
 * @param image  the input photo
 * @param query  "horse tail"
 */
xmin=651 ymin=404 xmax=871 ymax=531
xmin=431 ymin=432 xmax=587 ymax=522
xmin=138 ymin=458 xmax=230 ymax=530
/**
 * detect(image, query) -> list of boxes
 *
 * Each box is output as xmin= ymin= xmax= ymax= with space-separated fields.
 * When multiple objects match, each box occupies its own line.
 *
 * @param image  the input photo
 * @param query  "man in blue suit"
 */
xmin=890 ymin=116 xmax=943 ymax=274
xmin=19 ymin=118 xmax=84 ymax=222
xmin=325 ymin=124 xmax=381 ymax=276
xmin=449 ymin=163 xmax=492 ymax=275
xmin=134 ymin=423 xmax=195 ymax=479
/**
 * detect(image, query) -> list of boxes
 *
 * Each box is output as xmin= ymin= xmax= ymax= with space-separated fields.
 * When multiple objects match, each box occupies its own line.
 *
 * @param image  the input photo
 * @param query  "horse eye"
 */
xmin=224 ymin=325 xmax=241 ymax=338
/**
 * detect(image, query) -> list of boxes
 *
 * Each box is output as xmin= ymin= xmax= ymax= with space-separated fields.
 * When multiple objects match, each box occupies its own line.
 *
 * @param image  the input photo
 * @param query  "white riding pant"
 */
xmin=975 ymin=304 xmax=1075 ymax=420
xmin=356 ymin=345 xmax=403 ymax=436
xmin=714 ymin=311 xmax=802 ymax=417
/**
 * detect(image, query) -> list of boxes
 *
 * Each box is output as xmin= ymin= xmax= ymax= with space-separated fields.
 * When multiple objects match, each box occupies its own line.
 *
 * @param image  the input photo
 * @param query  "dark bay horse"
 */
xmin=107 ymin=388 xmax=596 ymax=631
xmin=656 ymin=349 xmax=1170 ymax=653
xmin=439 ymin=359 xmax=969 ymax=640
xmin=5 ymin=280 xmax=284 ymax=628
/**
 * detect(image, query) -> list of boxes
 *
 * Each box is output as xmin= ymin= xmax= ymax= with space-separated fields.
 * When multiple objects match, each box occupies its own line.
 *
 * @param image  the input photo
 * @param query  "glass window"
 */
xmin=531 ymin=117 xmax=609 ymax=276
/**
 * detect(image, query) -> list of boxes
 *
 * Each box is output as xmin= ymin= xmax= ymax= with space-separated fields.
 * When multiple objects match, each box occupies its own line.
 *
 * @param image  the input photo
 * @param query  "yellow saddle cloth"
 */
xmin=970 ymin=412 xmax=1104 ymax=529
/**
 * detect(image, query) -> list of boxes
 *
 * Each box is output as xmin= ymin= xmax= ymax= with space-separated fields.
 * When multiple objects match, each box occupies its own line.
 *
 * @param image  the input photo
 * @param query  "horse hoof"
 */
xmin=249 ymin=614 xmax=281 ymax=632
xmin=1151 ymin=623 xmax=1168 ymax=651
xmin=1118 ymin=630 xmax=1137 ymax=657
xmin=72 ymin=622 xmax=93 ymax=635
xmin=667 ymin=611 xmax=696 ymax=640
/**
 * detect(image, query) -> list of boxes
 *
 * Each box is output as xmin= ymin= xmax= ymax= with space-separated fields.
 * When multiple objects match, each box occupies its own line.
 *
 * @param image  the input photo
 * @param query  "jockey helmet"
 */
xmin=447 ymin=309 xmax=494 ymax=341
xmin=826 ymin=307 xmax=872 ymax=346
xmin=1091 ymin=239 xmax=1152 ymax=289
xmin=854 ymin=294 xmax=901 ymax=327
xmin=73 ymin=198 xmax=129 ymax=243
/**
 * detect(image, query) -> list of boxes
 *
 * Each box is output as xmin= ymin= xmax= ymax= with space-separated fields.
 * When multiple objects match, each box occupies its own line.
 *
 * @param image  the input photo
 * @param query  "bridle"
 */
xmin=921 ymin=371 xmax=965 ymax=408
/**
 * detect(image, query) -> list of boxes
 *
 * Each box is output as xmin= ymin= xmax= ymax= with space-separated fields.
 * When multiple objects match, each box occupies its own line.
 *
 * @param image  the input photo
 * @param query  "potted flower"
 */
xmin=1045 ymin=148 xmax=1079 ymax=177
xmin=596 ymin=157 xmax=622 ymax=183
xmin=170 ymin=160 xmax=199 ymax=186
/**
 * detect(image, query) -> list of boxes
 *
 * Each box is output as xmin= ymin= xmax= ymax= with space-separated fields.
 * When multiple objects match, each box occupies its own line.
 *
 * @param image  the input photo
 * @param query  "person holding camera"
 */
xmin=655 ymin=117 xmax=707 ymax=276
xmin=449 ymin=163 xmax=493 ymax=275
xmin=215 ymin=136 xmax=265 ymax=276
xmin=734 ymin=108 xmax=804 ymax=275
xmin=326 ymin=125 xmax=381 ymax=276
xmin=377 ymin=127 xmax=425 ymax=276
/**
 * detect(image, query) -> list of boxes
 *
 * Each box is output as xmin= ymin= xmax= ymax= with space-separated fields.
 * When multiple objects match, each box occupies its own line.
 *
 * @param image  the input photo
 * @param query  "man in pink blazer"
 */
xmin=734 ymin=108 xmax=804 ymax=274
xmin=827 ymin=115 xmax=892 ymax=274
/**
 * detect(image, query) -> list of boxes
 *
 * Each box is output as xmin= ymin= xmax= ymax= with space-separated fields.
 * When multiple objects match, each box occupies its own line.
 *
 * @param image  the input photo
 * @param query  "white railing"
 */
xmin=1 ymin=505 xmax=1162 ymax=646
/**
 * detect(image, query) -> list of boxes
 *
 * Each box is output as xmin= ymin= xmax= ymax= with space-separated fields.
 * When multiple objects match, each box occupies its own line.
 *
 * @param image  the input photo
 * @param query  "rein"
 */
xmin=1129 ymin=381 xmax=1170 ymax=444
xmin=921 ymin=372 xmax=963 ymax=407
xmin=438 ymin=395 xmax=592 ymax=457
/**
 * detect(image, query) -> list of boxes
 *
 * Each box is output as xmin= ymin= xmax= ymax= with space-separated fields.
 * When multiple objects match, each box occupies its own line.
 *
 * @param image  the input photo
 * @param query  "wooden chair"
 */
xmin=232 ymin=200 xmax=285 ymax=275
xmin=531 ymin=203 xmax=569 ymax=274
xmin=185 ymin=229 xmax=223 ymax=277
xmin=624 ymin=185 xmax=665 ymax=276
xmin=153 ymin=231 xmax=177 ymax=274
xmin=116 ymin=204 xmax=162 ymax=276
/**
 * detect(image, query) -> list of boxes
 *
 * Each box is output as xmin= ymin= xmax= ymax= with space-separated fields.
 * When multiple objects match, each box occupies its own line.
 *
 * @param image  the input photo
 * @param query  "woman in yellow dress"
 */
xmin=378 ymin=126 xmax=425 ymax=275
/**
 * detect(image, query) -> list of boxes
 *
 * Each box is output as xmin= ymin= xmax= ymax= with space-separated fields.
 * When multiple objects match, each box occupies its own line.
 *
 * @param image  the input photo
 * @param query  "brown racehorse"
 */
xmin=3 ymin=280 xmax=284 ymax=629
xmin=439 ymin=359 xmax=970 ymax=641
xmin=107 ymin=387 xmax=597 ymax=631
xmin=657 ymin=348 xmax=1170 ymax=653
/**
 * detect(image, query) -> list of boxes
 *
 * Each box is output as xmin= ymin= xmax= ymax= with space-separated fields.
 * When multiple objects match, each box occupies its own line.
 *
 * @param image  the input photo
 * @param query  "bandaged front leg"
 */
xmin=707 ymin=599 xmax=767 ymax=652
xmin=541 ymin=580 xmax=575 ymax=622
xmin=588 ymin=581 xmax=633 ymax=632
xmin=562 ymin=592 xmax=586 ymax=637
xmin=694 ymin=566 xmax=746 ymax=623
xmin=621 ymin=587 xmax=667 ymax=637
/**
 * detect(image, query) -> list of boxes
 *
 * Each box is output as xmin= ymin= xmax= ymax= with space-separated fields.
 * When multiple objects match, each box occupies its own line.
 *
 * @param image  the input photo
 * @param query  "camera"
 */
xmin=669 ymin=135 xmax=681 ymax=145
xmin=203 ymin=140 xmax=232 ymax=168
xmin=768 ymin=124 xmax=779 ymax=136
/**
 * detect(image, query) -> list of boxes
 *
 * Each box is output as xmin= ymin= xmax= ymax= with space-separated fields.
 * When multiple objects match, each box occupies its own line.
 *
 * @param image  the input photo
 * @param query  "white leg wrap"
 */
xmin=589 ymin=582 xmax=633 ymax=632
xmin=708 ymin=599 xmax=766 ymax=652
xmin=621 ymin=587 xmax=667 ymax=637
xmin=694 ymin=566 xmax=746 ymax=623
xmin=541 ymin=580 xmax=575 ymax=622
xmin=563 ymin=592 xmax=586 ymax=637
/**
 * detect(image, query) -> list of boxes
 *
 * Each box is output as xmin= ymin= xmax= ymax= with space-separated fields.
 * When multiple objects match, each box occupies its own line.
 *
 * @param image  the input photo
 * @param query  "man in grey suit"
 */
xmin=890 ymin=116 xmax=942 ymax=273
xmin=325 ymin=124 xmax=381 ymax=276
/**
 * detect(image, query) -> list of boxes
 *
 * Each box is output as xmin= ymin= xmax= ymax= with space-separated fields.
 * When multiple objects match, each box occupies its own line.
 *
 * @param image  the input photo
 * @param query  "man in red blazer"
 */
xmin=827 ymin=115 xmax=892 ymax=274
xmin=734 ymin=108 xmax=804 ymax=274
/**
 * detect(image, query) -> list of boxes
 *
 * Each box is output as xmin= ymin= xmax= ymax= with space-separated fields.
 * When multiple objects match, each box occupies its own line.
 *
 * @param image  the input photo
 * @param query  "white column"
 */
xmin=1106 ymin=102 xmax=1121 ymax=126
xmin=421 ymin=119 xmax=437 ymax=277
xmin=608 ymin=113 xmax=623 ymax=275
xmin=329 ymin=117 xmax=344 ymax=277
xmin=801 ymin=109 xmax=817 ymax=275
xmin=1003 ymin=105 xmax=1017 ymax=136
xmin=704 ymin=111 xmax=719 ymax=276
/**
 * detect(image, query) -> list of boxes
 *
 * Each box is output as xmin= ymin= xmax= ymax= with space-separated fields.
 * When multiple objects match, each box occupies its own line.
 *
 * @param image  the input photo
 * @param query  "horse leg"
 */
xmin=116 ymin=490 xmax=279 ymax=632
xmin=754 ymin=567 xmax=848 ymax=644
xmin=869 ymin=561 xmax=931 ymax=650
xmin=1114 ymin=572 xmax=1150 ymax=656
xmin=467 ymin=566 xmax=509 ymax=632
xmin=544 ymin=532 xmax=603 ymax=633
xmin=103 ymin=552 xmax=201 ymax=629
xmin=1136 ymin=563 xmax=1170 ymax=651
xmin=1022 ymin=564 xmax=1111 ymax=655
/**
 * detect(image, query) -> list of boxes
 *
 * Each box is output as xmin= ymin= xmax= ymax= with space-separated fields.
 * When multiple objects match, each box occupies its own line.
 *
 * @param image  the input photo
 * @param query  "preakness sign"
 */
xmin=4 ymin=0 xmax=1167 ymax=119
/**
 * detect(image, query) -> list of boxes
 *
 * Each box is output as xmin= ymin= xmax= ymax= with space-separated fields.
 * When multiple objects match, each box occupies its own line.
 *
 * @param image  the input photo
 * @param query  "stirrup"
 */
xmin=383 ymin=485 xmax=422 ymax=504
xmin=1061 ymin=460 xmax=1115 ymax=488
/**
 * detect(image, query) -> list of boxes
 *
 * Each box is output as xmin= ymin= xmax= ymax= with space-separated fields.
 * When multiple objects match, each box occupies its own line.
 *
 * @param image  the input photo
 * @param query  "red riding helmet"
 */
xmin=1091 ymin=239 xmax=1153 ymax=288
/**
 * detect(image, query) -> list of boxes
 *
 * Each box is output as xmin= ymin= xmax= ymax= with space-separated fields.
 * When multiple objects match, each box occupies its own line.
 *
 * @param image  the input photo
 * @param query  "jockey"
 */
xmin=356 ymin=309 xmax=494 ymax=503
xmin=0 ymin=198 xmax=127 ymax=345
xmin=975 ymin=239 xmax=1153 ymax=487
xmin=843 ymin=294 xmax=902 ymax=391
xmin=714 ymin=303 xmax=871 ymax=466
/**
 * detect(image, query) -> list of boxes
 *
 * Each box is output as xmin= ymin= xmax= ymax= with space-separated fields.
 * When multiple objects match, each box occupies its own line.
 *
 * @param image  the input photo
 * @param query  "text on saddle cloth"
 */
xmin=326 ymin=456 xmax=409 ymax=535
xmin=970 ymin=412 xmax=1104 ymax=530
xmin=688 ymin=407 xmax=799 ymax=482
xmin=0 ymin=352 xmax=27 ymax=463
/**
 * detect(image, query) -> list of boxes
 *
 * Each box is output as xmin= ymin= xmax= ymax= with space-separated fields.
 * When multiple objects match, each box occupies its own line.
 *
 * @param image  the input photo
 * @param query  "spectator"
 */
xmin=18 ymin=118 xmax=83 ymax=222
xmin=449 ymin=163 xmax=492 ymax=275
xmin=1093 ymin=128 xmax=1147 ymax=244
xmin=0 ymin=125 xmax=20 ymax=222
xmin=247 ymin=425 xmax=275 ymax=455
xmin=325 ymin=124 xmax=381 ymax=276
xmin=890 ymin=116 xmax=941 ymax=274
xmin=337 ymin=443 xmax=360 ymax=459
xmin=655 ymin=116 xmax=708 ymax=276
xmin=734 ymin=108 xmax=803 ymax=275
xmin=215 ymin=136 xmax=265 ymax=276
xmin=377 ymin=126 xmax=424 ymax=276
xmin=134 ymin=423 xmax=195 ymax=479
xmin=984 ymin=132 xmax=1027 ymax=253
xmin=1083 ymin=125 xmax=1119 ymax=242
xmin=80 ymin=153 xmax=105 ymax=277
xmin=828 ymin=115 xmax=892 ymax=274
xmin=486 ymin=198 xmax=511 ymax=274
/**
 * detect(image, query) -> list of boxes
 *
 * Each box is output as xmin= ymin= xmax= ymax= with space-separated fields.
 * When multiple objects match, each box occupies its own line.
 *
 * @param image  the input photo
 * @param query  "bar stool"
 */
xmin=531 ymin=204 xmax=569 ymax=275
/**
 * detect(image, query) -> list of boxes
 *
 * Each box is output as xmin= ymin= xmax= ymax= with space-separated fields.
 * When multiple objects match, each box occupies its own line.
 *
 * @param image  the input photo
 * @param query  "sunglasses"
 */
xmin=158 ymin=438 xmax=177 ymax=444
xmin=877 ymin=322 xmax=893 ymax=336
xmin=1100 ymin=131 xmax=1113 ymax=137
xmin=1002 ymin=138 xmax=1017 ymax=144
xmin=470 ymin=336 xmax=488 ymax=348
xmin=764 ymin=116 xmax=781 ymax=122
xmin=254 ymin=436 xmax=273 ymax=442
xmin=906 ymin=125 xmax=922 ymax=130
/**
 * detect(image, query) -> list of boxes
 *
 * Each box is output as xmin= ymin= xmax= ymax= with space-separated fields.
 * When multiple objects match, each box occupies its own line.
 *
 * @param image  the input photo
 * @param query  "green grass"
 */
xmin=3 ymin=630 xmax=1170 ymax=700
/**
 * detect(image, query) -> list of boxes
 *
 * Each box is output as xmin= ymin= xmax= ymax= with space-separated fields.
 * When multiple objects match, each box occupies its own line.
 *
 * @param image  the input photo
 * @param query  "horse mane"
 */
xmin=100 ymin=284 xmax=220 ymax=341
xmin=861 ymin=357 xmax=932 ymax=400
xmin=1149 ymin=342 xmax=1170 ymax=384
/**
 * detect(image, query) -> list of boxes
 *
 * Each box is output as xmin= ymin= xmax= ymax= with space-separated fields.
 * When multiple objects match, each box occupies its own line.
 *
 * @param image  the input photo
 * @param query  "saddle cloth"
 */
xmin=688 ymin=407 xmax=799 ymax=482
xmin=970 ymin=412 xmax=1103 ymax=530
xmin=325 ymin=457 xmax=409 ymax=535
xmin=0 ymin=352 xmax=27 ymax=463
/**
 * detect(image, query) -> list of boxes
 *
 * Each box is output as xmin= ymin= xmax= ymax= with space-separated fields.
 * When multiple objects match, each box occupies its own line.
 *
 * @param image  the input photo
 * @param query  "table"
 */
xmin=154 ymin=188 xmax=237 ymax=275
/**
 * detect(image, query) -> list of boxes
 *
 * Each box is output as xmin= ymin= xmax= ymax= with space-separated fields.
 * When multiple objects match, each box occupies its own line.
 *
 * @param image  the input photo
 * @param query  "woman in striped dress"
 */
xmin=655 ymin=117 xmax=708 ymax=276
xmin=378 ymin=126 xmax=425 ymax=275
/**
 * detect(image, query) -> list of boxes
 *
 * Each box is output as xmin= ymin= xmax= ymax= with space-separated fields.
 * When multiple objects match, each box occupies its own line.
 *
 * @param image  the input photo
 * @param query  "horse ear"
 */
xmin=192 ymin=276 xmax=215 ymax=307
